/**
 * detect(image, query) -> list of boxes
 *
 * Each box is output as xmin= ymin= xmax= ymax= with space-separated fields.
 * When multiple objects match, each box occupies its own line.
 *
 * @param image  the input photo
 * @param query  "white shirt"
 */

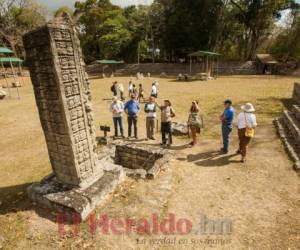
xmin=110 ymin=101 xmax=124 ymax=118
xmin=128 ymin=83 xmax=133 ymax=91
xmin=151 ymin=85 xmax=157 ymax=95
xmin=146 ymin=103 xmax=156 ymax=118
xmin=119 ymin=83 xmax=124 ymax=92
xmin=237 ymin=112 xmax=257 ymax=129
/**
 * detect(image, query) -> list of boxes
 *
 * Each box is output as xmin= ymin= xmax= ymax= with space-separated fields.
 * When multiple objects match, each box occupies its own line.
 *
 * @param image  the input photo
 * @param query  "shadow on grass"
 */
xmin=195 ymin=154 xmax=241 ymax=167
xmin=0 ymin=183 xmax=32 ymax=215
xmin=0 ymin=183 xmax=66 ymax=224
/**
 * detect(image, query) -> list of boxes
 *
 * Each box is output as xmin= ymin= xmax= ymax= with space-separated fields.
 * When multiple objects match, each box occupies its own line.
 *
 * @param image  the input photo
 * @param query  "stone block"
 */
xmin=28 ymin=167 xmax=125 ymax=221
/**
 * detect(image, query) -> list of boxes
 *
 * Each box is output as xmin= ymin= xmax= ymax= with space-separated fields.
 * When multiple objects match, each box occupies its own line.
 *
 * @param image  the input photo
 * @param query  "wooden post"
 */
xmin=137 ymin=42 xmax=140 ymax=65
xmin=216 ymin=57 xmax=219 ymax=79
xmin=18 ymin=62 xmax=25 ymax=87
xmin=211 ymin=57 xmax=214 ymax=78
xmin=206 ymin=55 xmax=209 ymax=79
xmin=9 ymin=59 xmax=20 ymax=99
xmin=189 ymin=56 xmax=192 ymax=74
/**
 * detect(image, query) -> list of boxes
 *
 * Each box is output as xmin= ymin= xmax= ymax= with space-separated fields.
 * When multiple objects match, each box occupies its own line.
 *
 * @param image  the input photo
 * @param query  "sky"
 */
xmin=38 ymin=0 xmax=154 ymax=11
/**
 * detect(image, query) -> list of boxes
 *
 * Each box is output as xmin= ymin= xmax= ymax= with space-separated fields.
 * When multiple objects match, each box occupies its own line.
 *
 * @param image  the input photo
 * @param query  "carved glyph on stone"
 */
xmin=23 ymin=14 xmax=125 ymax=221
xmin=23 ymin=14 xmax=103 ymax=187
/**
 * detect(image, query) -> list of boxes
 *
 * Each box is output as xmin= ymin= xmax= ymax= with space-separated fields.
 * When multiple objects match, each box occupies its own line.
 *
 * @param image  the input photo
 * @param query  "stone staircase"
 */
xmin=274 ymin=83 xmax=300 ymax=171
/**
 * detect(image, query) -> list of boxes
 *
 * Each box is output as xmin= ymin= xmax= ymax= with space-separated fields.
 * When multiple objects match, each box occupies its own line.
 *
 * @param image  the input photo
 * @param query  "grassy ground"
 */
xmin=0 ymin=75 xmax=299 ymax=249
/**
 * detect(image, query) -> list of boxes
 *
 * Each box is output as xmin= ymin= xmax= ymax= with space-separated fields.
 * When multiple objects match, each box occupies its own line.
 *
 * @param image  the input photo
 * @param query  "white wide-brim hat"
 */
xmin=241 ymin=103 xmax=255 ymax=112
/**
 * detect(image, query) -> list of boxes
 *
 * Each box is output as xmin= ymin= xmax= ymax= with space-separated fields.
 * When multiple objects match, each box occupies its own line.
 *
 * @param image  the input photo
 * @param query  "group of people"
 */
xmin=110 ymin=92 xmax=175 ymax=147
xmin=111 ymin=80 xmax=158 ymax=102
xmin=220 ymin=99 xmax=257 ymax=162
xmin=110 ymin=80 xmax=257 ymax=162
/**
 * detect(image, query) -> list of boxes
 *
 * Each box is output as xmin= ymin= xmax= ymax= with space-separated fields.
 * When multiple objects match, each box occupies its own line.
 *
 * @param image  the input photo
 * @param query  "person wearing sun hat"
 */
xmin=237 ymin=103 xmax=257 ymax=163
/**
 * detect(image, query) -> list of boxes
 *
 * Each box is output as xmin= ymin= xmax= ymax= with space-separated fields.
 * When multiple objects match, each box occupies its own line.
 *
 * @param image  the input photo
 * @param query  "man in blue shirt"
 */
xmin=124 ymin=94 xmax=140 ymax=139
xmin=220 ymin=99 xmax=235 ymax=154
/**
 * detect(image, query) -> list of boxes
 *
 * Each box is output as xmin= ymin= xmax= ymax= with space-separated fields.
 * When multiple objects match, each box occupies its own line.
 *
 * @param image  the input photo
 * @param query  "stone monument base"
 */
xmin=28 ymin=165 xmax=125 ymax=221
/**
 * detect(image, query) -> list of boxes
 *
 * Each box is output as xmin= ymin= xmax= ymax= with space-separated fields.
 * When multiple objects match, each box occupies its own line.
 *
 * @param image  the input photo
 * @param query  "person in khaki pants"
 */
xmin=144 ymin=96 xmax=158 ymax=140
xmin=237 ymin=103 xmax=257 ymax=163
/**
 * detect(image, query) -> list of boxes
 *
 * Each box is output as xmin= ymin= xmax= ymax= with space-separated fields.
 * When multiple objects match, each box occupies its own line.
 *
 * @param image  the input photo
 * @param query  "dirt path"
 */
xmin=19 ymin=124 xmax=299 ymax=250
xmin=1 ymin=76 xmax=299 ymax=249
xmin=166 ymin=124 xmax=300 ymax=249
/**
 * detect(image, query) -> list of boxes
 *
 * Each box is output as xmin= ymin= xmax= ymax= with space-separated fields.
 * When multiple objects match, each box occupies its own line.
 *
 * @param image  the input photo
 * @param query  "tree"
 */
xmin=0 ymin=0 xmax=46 ymax=56
xmin=98 ymin=9 xmax=132 ymax=59
xmin=271 ymin=7 xmax=300 ymax=62
xmin=74 ymin=0 xmax=127 ymax=61
xmin=229 ymin=0 xmax=295 ymax=59
xmin=122 ymin=5 xmax=150 ymax=62
xmin=54 ymin=6 xmax=73 ymax=17
xmin=153 ymin=0 xmax=224 ymax=61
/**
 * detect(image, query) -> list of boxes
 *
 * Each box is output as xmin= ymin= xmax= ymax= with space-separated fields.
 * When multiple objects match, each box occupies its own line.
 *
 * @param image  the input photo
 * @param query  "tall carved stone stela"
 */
xmin=24 ymin=15 xmax=103 ymax=187
xmin=24 ymin=15 xmax=124 ymax=220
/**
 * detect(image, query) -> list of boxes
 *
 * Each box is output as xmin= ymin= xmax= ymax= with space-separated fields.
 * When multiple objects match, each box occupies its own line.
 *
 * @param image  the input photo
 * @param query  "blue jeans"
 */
xmin=222 ymin=124 xmax=232 ymax=152
xmin=113 ymin=117 xmax=124 ymax=137
xmin=128 ymin=116 xmax=138 ymax=138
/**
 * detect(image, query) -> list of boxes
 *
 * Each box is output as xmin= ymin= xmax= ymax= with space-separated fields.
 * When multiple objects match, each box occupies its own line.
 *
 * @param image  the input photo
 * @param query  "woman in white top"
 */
xmin=237 ymin=103 xmax=257 ymax=163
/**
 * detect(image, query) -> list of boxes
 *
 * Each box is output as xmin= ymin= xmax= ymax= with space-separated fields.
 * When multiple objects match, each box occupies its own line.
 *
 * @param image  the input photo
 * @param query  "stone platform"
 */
xmin=274 ymin=103 xmax=300 ymax=172
xmin=28 ymin=164 xmax=125 ymax=221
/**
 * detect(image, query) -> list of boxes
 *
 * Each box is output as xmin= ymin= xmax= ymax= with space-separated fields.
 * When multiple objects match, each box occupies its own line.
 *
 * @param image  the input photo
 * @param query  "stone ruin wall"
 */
xmin=115 ymin=144 xmax=164 ymax=170
xmin=114 ymin=144 xmax=173 ymax=179
xmin=23 ymin=16 xmax=102 ymax=187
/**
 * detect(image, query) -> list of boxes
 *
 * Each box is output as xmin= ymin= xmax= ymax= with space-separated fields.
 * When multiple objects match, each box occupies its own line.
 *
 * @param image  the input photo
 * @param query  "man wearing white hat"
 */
xmin=237 ymin=103 xmax=257 ymax=162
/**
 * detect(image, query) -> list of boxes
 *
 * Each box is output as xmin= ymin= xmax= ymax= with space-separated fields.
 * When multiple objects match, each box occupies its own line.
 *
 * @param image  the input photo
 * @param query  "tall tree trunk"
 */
xmin=248 ymin=29 xmax=258 ymax=60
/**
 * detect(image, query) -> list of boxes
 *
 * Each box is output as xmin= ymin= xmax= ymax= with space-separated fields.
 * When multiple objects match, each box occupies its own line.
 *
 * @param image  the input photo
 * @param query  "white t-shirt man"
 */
xmin=110 ymin=100 xmax=124 ymax=118
xmin=119 ymin=83 xmax=124 ymax=93
xmin=146 ymin=103 xmax=157 ymax=118
xmin=151 ymin=85 xmax=157 ymax=96
xmin=237 ymin=112 xmax=257 ymax=129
